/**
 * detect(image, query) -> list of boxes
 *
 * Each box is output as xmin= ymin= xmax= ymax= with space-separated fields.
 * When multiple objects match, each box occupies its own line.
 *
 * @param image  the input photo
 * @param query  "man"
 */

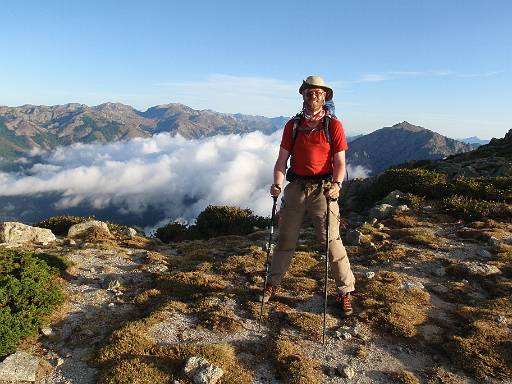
xmin=263 ymin=75 xmax=355 ymax=315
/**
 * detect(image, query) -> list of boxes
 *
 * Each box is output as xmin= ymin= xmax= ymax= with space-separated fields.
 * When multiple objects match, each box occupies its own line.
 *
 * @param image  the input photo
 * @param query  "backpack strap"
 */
xmin=323 ymin=114 xmax=333 ymax=159
xmin=289 ymin=112 xmax=303 ymax=169
xmin=290 ymin=112 xmax=302 ymax=150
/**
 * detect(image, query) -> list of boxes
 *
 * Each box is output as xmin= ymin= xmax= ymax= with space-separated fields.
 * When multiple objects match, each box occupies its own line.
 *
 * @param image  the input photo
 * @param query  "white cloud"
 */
xmin=346 ymin=165 xmax=371 ymax=179
xmin=355 ymin=69 xmax=503 ymax=84
xmin=0 ymin=132 xmax=370 ymax=232
xmin=456 ymin=70 xmax=504 ymax=78
xmin=0 ymin=132 xmax=281 ymax=229
xmin=155 ymin=74 xmax=300 ymax=116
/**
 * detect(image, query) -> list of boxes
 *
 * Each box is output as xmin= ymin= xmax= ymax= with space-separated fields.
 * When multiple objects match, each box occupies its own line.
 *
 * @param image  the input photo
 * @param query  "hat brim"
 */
xmin=299 ymin=81 xmax=333 ymax=101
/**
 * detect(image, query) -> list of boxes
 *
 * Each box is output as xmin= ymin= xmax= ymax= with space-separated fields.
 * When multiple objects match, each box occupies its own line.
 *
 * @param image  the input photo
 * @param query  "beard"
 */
xmin=304 ymin=98 xmax=324 ymax=113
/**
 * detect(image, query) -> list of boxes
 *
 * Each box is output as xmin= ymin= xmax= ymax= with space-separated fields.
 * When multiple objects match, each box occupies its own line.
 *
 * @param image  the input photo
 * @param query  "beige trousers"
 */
xmin=268 ymin=181 xmax=355 ymax=295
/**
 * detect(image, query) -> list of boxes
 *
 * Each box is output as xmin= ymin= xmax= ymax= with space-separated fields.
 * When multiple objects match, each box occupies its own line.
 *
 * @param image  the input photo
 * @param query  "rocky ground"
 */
xmin=0 ymin=200 xmax=511 ymax=384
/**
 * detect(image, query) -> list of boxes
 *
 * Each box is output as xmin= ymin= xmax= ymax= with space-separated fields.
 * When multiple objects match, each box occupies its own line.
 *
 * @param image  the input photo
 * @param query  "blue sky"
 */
xmin=1 ymin=0 xmax=510 ymax=139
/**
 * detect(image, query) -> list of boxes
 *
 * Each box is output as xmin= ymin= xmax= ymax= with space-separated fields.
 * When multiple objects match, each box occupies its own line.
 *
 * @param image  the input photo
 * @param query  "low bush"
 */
xmin=452 ymin=176 xmax=512 ymax=202
xmin=0 ymin=250 xmax=64 ymax=357
xmin=34 ymin=215 xmax=92 ymax=235
xmin=154 ymin=205 xmax=269 ymax=242
xmin=370 ymin=168 xmax=449 ymax=202
xmin=367 ymin=169 xmax=512 ymax=207
xmin=443 ymin=196 xmax=512 ymax=221
xmin=358 ymin=271 xmax=430 ymax=337
xmin=35 ymin=215 xmax=129 ymax=236
xmin=154 ymin=222 xmax=199 ymax=243
xmin=274 ymin=336 xmax=322 ymax=384
xmin=195 ymin=205 xmax=268 ymax=238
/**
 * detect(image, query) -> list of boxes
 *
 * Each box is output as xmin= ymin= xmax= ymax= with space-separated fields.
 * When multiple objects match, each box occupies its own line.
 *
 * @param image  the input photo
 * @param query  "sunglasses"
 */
xmin=304 ymin=89 xmax=326 ymax=98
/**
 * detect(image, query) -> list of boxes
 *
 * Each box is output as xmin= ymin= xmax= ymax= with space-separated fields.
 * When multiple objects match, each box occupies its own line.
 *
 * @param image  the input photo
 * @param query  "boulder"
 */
xmin=451 ymin=261 xmax=501 ymax=277
xmin=369 ymin=204 xmax=395 ymax=220
xmin=400 ymin=280 xmax=425 ymax=290
xmin=0 ymin=222 xmax=56 ymax=244
xmin=346 ymin=229 xmax=362 ymax=245
xmin=68 ymin=220 xmax=112 ymax=240
xmin=0 ymin=351 xmax=40 ymax=382
xmin=381 ymin=190 xmax=404 ymax=206
xmin=184 ymin=356 xmax=224 ymax=384
xmin=122 ymin=227 xmax=138 ymax=238
xmin=365 ymin=271 xmax=375 ymax=279
xmin=337 ymin=364 xmax=355 ymax=379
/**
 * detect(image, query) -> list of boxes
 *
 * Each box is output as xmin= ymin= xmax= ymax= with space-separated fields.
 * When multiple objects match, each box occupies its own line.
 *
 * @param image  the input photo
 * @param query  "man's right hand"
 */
xmin=270 ymin=184 xmax=282 ymax=197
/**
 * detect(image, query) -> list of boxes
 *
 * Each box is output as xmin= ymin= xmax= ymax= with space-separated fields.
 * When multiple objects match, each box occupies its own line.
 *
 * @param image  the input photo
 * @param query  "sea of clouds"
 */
xmin=0 ymin=132 xmax=370 ymax=231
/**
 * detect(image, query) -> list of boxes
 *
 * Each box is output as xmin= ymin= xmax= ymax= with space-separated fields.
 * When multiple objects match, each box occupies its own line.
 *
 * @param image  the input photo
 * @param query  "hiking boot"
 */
xmin=259 ymin=283 xmax=276 ymax=303
xmin=336 ymin=292 xmax=353 ymax=316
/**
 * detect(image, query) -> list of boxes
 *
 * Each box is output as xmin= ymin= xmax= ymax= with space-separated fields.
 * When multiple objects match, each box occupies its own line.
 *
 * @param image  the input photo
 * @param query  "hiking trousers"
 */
xmin=268 ymin=180 xmax=355 ymax=295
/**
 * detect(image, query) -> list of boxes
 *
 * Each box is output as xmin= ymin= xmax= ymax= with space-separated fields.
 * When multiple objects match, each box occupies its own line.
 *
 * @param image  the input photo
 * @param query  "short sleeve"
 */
xmin=280 ymin=120 xmax=294 ymax=152
xmin=330 ymin=118 xmax=349 ymax=153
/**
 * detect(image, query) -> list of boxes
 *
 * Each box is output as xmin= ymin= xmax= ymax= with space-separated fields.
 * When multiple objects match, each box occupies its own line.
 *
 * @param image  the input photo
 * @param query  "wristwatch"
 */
xmin=333 ymin=181 xmax=342 ymax=188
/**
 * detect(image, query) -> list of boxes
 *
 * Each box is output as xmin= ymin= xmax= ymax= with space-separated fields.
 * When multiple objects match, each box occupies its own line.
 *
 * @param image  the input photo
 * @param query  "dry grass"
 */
xmin=496 ymin=243 xmax=512 ymax=263
xmin=390 ymin=369 xmax=420 ymax=384
xmin=162 ymin=300 xmax=190 ymax=313
xmin=288 ymin=251 xmax=320 ymax=277
xmin=97 ymin=319 xmax=157 ymax=364
xmin=355 ymin=344 xmax=369 ymax=359
xmin=133 ymin=289 xmax=161 ymax=305
xmin=274 ymin=336 xmax=322 ymax=384
xmin=153 ymin=343 xmax=253 ymax=384
xmin=192 ymin=295 xmax=243 ymax=333
xmin=391 ymin=214 xmax=424 ymax=228
xmin=373 ymin=245 xmax=435 ymax=263
xmin=218 ymin=246 xmax=266 ymax=276
xmin=99 ymin=357 xmax=171 ymax=384
xmin=387 ymin=228 xmax=447 ymax=249
xmin=281 ymin=276 xmax=318 ymax=297
xmin=358 ymin=271 xmax=430 ymax=337
xmin=345 ymin=245 xmax=375 ymax=259
xmin=98 ymin=306 xmax=252 ymax=383
xmin=359 ymin=223 xmax=389 ymax=243
xmin=287 ymin=311 xmax=336 ymax=341
xmin=157 ymin=271 xmax=228 ymax=300
xmin=167 ymin=242 xmax=214 ymax=272
xmin=446 ymin=297 xmax=512 ymax=381
xmin=425 ymin=367 xmax=465 ymax=384
xmin=374 ymin=244 xmax=409 ymax=262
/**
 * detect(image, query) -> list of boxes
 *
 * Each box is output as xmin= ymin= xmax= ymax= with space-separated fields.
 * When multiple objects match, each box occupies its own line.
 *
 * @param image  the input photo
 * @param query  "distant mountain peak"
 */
xmin=347 ymin=123 xmax=474 ymax=175
xmin=390 ymin=121 xmax=426 ymax=132
xmin=93 ymin=102 xmax=134 ymax=112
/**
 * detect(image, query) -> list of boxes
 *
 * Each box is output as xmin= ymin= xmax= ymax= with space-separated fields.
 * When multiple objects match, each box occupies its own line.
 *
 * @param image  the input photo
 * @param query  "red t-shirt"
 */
xmin=280 ymin=116 xmax=348 ymax=176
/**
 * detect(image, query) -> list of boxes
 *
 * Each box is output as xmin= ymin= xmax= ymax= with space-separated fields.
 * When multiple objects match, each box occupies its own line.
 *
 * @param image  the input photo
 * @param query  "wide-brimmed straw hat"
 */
xmin=299 ymin=75 xmax=333 ymax=101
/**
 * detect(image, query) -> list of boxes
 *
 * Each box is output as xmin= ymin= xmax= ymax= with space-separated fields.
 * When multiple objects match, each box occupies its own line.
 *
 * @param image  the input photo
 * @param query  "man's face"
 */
xmin=303 ymin=87 xmax=326 ymax=112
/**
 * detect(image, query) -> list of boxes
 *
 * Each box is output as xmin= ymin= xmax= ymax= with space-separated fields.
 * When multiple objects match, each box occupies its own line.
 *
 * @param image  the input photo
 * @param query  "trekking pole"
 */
xmin=259 ymin=196 xmax=278 ymax=331
xmin=323 ymin=195 xmax=333 ymax=346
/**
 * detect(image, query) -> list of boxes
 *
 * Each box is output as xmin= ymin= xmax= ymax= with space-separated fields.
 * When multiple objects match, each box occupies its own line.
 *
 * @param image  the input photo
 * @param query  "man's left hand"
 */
xmin=324 ymin=183 xmax=341 ymax=200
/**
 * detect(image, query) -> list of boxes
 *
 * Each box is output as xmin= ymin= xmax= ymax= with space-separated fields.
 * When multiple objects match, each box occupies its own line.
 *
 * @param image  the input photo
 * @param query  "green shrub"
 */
xmin=154 ymin=222 xmax=200 ymax=243
xmin=195 ymin=205 xmax=269 ymax=238
xmin=452 ymin=176 xmax=512 ymax=202
xmin=0 ymin=250 xmax=64 ymax=357
xmin=34 ymin=215 xmax=94 ymax=235
xmin=402 ymin=193 xmax=426 ymax=210
xmin=366 ymin=168 xmax=512 ymax=208
xmin=104 ymin=221 xmax=129 ymax=233
xmin=370 ymin=168 xmax=450 ymax=202
xmin=34 ymin=215 xmax=128 ymax=236
xmin=443 ymin=195 xmax=512 ymax=221
xmin=155 ymin=206 xmax=268 ymax=242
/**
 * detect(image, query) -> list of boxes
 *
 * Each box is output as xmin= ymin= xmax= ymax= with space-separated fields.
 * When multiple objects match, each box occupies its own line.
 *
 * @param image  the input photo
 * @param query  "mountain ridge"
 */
xmin=0 ymin=103 xmax=289 ymax=161
xmin=346 ymin=121 xmax=477 ymax=175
